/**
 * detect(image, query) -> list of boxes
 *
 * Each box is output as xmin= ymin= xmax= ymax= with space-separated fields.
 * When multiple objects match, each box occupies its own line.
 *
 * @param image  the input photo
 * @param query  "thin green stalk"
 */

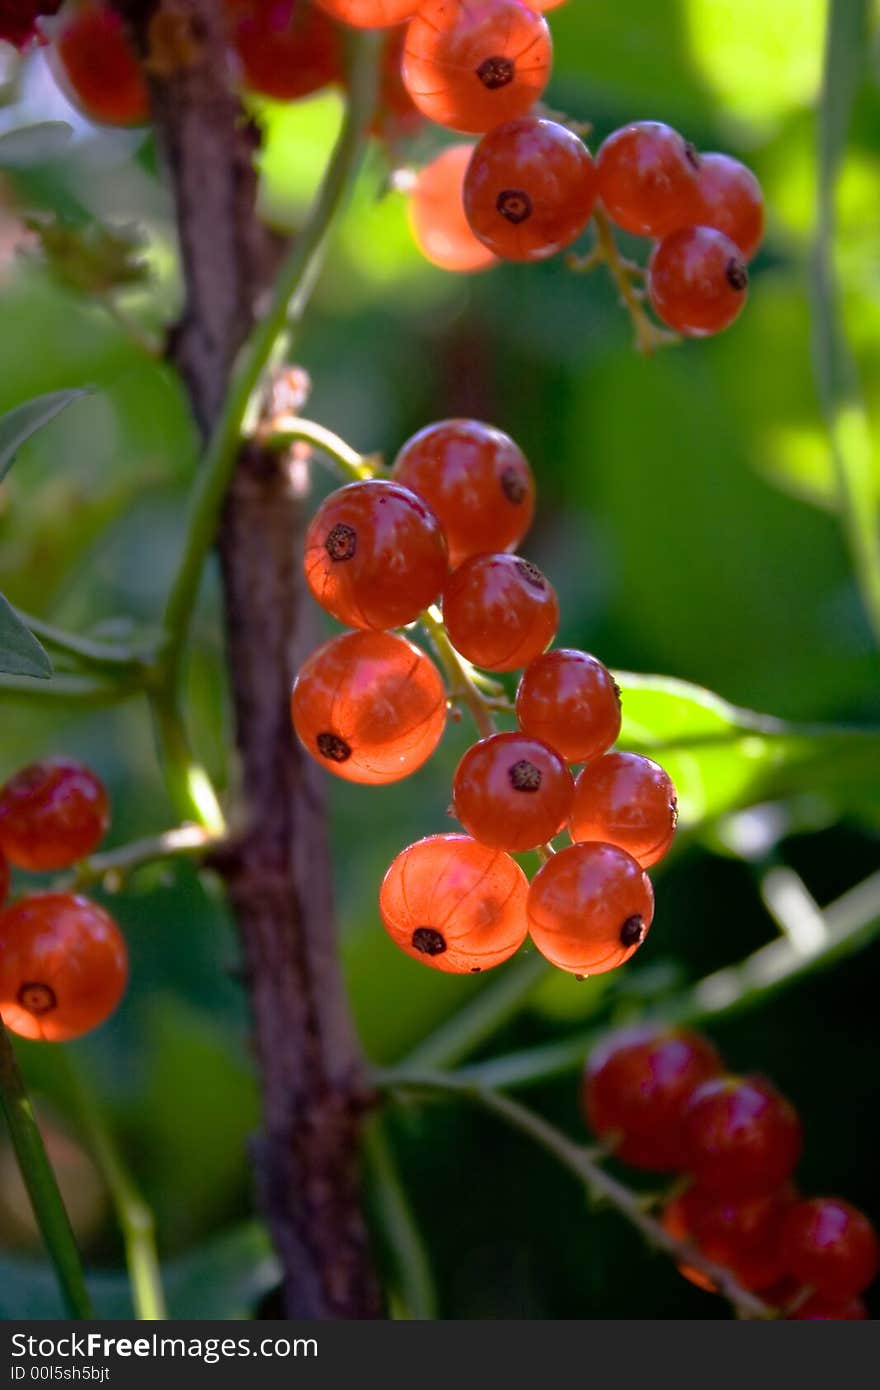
xmin=13 ymin=611 xmax=149 ymax=673
xmin=0 ymin=1023 xmax=93 ymax=1319
xmin=161 ymin=32 xmax=380 ymax=679
xmin=57 ymin=824 xmax=220 ymax=894
xmin=811 ymin=0 xmax=880 ymax=644
xmin=265 ymin=419 xmax=373 ymax=482
xmin=362 ymin=1118 xmax=437 ymax=1320
xmin=420 ymin=607 xmax=496 ymax=739
xmin=62 ymin=1054 xmax=167 ymax=1321
xmin=150 ymin=692 xmax=226 ymax=835
xmin=379 ymin=1070 xmax=772 ymax=1320
xmin=403 ymin=951 xmax=549 ymax=1071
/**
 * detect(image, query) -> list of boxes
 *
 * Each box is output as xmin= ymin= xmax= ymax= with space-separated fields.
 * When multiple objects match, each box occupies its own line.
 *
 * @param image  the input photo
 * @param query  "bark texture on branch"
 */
xmin=116 ymin=0 xmax=380 ymax=1318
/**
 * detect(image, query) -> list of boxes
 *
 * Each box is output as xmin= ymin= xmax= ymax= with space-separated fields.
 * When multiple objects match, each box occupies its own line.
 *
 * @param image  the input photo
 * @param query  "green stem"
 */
xmin=457 ymin=866 xmax=880 ymax=1092
xmin=362 ymin=1118 xmax=437 ymax=1320
xmin=378 ymin=1070 xmax=772 ymax=1320
xmin=811 ymin=0 xmax=880 ymax=645
xmin=61 ymin=1054 xmax=167 ymax=1321
xmin=265 ymin=420 xmax=373 ymax=483
xmin=0 ymin=1023 xmax=93 ymax=1319
xmin=419 ymin=607 xmax=496 ymax=739
xmin=403 ymin=951 xmax=548 ymax=1071
xmin=57 ymin=824 xmax=220 ymax=894
xmin=150 ymin=692 xmax=226 ymax=835
xmin=160 ymin=32 xmax=380 ymax=681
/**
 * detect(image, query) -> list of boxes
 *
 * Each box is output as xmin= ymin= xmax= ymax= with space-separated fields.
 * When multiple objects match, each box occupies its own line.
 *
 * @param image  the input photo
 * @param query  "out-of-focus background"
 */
xmin=1 ymin=0 xmax=879 ymax=1319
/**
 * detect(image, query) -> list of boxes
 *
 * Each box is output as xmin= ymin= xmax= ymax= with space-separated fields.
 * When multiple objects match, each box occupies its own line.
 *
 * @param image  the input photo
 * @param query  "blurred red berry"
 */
xmin=786 ymin=1293 xmax=868 ymax=1320
xmin=408 ymin=144 xmax=497 ymax=274
xmin=693 ymin=152 xmax=764 ymax=260
xmin=314 ymin=0 xmax=416 ymax=26
xmin=682 ymin=1075 xmax=803 ymax=1198
xmin=52 ymin=1 xmax=149 ymax=127
xmin=781 ymin=1198 xmax=879 ymax=1301
xmin=0 ymin=0 xmax=62 ymax=49
xmin=230 ymin=0 xmax=342 ymax=102
xmin=662 ymin=1184 xmax=794 ymax=1293
xmin=0 ymin=759 xmax=109 ymax=872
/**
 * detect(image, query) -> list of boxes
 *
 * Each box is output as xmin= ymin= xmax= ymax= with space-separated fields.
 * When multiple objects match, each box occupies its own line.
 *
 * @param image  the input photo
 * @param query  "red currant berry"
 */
xmin=0 ymin=0 xmax=62 ymax=49
xmin=313 ymin=0 xmax=416 ymax=26
xmin=596 ymin=121 xmax=701 ymax=237
xmin=304 ymin=479 xmax=448 ymax=630
xmin=693 ymin=152 xmax=764 ymax=261
xmin=583 ymin=1024 xmax=721 ymax=1170
xmin=786 ymin=1294 xmax=868 ymax=1320
xmin=402 ymin=0 xmax=552 ymax=136
xmin=0 ymin=893 xmax=127 ymax=1042
xmin=230 ymin=0 xmax=342 ymax=102
xmin=392 ymin=419 xmax=534 ymax=568
xmin=52 ymin=1 xmax=149 ymax=127
xmin=291 ymin=630 xmax=446 ymax=784
xmin=569 ymin=752 xmax=677 ymax=869
xmin=648 ymin=226 xmax=748 ymax=337
xmin=515 ymin=649 xmax=621 ymax=765
xmin=0 ymin=760 xmax=109 ymax=872
xmin=527 ymin=841 xmax=654 ymax=976
xmin=442 ymin=553 xmax=559 ymax=672
xmin=408 ymin=145 xmax=497 ymax=275
xmin=662 ymin=1185 xmax=793 ymax=1294
xmin=379 ymin=833 xmax=529 ymax=973
xmin=453 ymin=732 xmax=574 ymax=852
xmin=0 ymin=851 xmax=8 ymax=909
xmin=524 ymin=0 xmax=564 ymax=8
xmin=370 ymin=25 xmax=423 ymax=139
xmin=463 ymin=116 xmax=598 ymax=261
xmin=682 ymin=1075 xmax=803 ymax=1199
xmin=781 ymin=1198 xmax=879 ymax=1301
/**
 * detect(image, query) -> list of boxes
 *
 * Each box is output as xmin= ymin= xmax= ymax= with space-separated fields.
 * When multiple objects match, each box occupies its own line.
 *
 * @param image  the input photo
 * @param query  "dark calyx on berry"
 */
xmin=497 ymin=190 xmax=533 ymax=225
xmin=500 ymin=466 xmax=528 ymax=503
xmin=509 ymin=759 xmax=542 ymax=792
xmin=316 ymin=732 xmax=352 ymax=763
xmin=325 ymin=523 xmax=357 ymax=562
xmin=620 ymin=915 xmax=645 ymax=947
xmin=477 ymin=55 xmax=514 ymax=89
xmin=726 ymin=258 xmax=748 ymax=292
xmin=412 ymin=927 xmax=447 ymax=956
xmin=516 ymin=559 xmax=546 ymax=589
xmin=17 ymin=981 xmax=58 ymax=1016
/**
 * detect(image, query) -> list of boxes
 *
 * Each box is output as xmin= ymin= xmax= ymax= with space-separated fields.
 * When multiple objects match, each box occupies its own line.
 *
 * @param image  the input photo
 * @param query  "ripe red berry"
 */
xmin=786 ymin=1293 xmax=868 ymax=1321
xmin=392 ymin=419 xmax=534 ymax=568
xmin=0 ymin=851 xmax=8 ymax=909
xmin=291 ymin=630 xmax=446 ymax=784
xmin=52 ymin=1 xmax=149 ymax=127
xmin=0 ymin=0 xmax=62 ymax=48
xmin=304 ymin=479 xmax=448 ymax=630
xmin=648 ymin=226 xmax=748 ymax=337
xmin=693 ymin=152 xmax=764 ymax=261
xmin=314 ymin=0 xmax=416 ymax=25
xmin=402 ymin=0 xmax=552 ymax=135
xmin=527 ymin=841 xmax=654 ymax=976
xmin=596 ymin=121 xmax=701 ymax=237
xmin=0 ymin=893 xmax=128 ymax=1042
xmin=230 ymin=0 xmax=342 ymax=102
xmin=662 ymin=1185 xmax=793 ymax=1294
xmin=569 ymin=752 xmax=677 ymax=869
xmin=463 ymin=116 xmax=598 ymax=261
xmin=0 ymin=760 xmax=109 ymax=872
xmin=453 ymin=732 xmax=574 ymax=852
xmin=443 ymin=553 xmax=558 ymax=672
xmin=379 ymin=833 xmax=529 ymax=973
xmin=515 ymin=649 xmax=621 ymax=765
xmin=781 ymin=1198 xmax=879 ymax=1301
xmin=583 ymin=1024 xmax=721 ymax=1170
xmin=408 ymin=145 xmax=497 ymax=275
xmin=371 ymin=25 xmax=423 ymax=139
xmin=682 ymin=1075 xmax=803 ymax=1199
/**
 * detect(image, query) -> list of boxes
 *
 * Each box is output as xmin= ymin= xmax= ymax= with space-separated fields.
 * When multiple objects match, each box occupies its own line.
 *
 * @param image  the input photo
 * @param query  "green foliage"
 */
xmin=0 ymin=591 xmax=50 ymax=678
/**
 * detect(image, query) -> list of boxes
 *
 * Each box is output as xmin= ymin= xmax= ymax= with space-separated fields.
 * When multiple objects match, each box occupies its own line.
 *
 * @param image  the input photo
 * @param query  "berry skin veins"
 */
xmin=526 ymin=840 xmax=654 ymax=976
xmin=442 ymin=552 xmax=559 ymax=672
xmin=569 ymin=751 xmax=677 ymax=869
xmin=515 ymin=648 xmax=621 ymax=764
xmin=379 ymin=833 xmax=530 ymax=973
xmin=452 ymin=731 xmax=574 ymax=852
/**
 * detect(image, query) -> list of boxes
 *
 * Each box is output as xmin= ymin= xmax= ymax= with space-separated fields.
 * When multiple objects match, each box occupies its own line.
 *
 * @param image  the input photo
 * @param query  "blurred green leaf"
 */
xmin=0 ymin=591 xmax=51 ymax=678
xmin=0 ymin=123 xmax=73 ymax=170
xmin=0 ymin=388 xmax=90 ymax=484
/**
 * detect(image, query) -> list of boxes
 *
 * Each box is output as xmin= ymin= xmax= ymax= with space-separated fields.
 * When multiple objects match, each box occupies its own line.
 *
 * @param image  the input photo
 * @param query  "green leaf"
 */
xmin=615 ymin=671 xmax=880 ymax=830
xmin=0 ymin=593 xmax=51 ymax=679
xmin=0 ymin=123 xmax=74 ymax=169
xmin=0 ymin=388 xmax=90 ymax=485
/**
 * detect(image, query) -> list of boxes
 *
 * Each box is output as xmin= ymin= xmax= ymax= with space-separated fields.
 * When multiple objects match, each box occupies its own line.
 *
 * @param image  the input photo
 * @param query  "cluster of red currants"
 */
xmin=0 ymin=759 xmax=127 ymax=1043
xmin=291 ymin=418 xmax=677 ymax=978
xmin=583 ymin=1024 xmax=878 ymax=1318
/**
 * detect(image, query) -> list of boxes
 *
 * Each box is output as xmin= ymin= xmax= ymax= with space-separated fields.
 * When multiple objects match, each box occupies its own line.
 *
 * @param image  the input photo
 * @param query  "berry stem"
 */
xmin=56 ymin=823 xmax=221 ymax=894
xmin=404 ymin=951 xmax=549 ymax=1071
xmin=419 ymin=606 xmax=497 ymax=740
xmin=263 ymin=419 xmax=374 ymax=484
xmin=362 ymin=1118 xmax=438 ymax=1320
xmin=0 ymin=1022 xmax=94 ymax=1319
xmin=61 ymin=1053 xmax=167 ymax=1321
xmin=149 ymin=691 xmax=226 ymax=836
xmin=570 ymin=208 xmax=676 ymax=355
xmin=377 ymin=1069 xmax=774 ymax=1320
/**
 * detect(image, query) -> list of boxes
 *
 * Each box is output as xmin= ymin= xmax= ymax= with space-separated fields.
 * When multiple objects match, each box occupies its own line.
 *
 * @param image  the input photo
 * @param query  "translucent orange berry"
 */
xmin=402 ymin=0 xmax=552 ymax=135
xmin=314 ymin=0 xmax=417 ymax=27
xmin=0 ymin=759 xmax=110 ymax=872
xmin=453 ymin=732 xmax=574 ymax=852
xmin=291 ymin=630 xmax=446 ymax=784
xmin=596 ymin=121 xmax=701 ymax=237
xmin=442 ymin=553 xmax=559 ymax=672
xmin=569 ymin=752 xmax=677 ymax=869
xmin=0 ymin=893 xmax=128 ymax=1042
xmin=304 ymin=479 xmax=448 ymax=630
xmin=515 ymin=649 xmax=621 ymax=765
xmin=409 ymin=144 xmax=497 ymax=274
xmin=526 ymin=841 xmax=654 ymax=976
xmin=392 ymin=419 xmax=534 ymax=568
xmin=693 ymin=152 xmax=764 ymax=261
xmin=379 ymin=833 xmax=529 ymax=972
